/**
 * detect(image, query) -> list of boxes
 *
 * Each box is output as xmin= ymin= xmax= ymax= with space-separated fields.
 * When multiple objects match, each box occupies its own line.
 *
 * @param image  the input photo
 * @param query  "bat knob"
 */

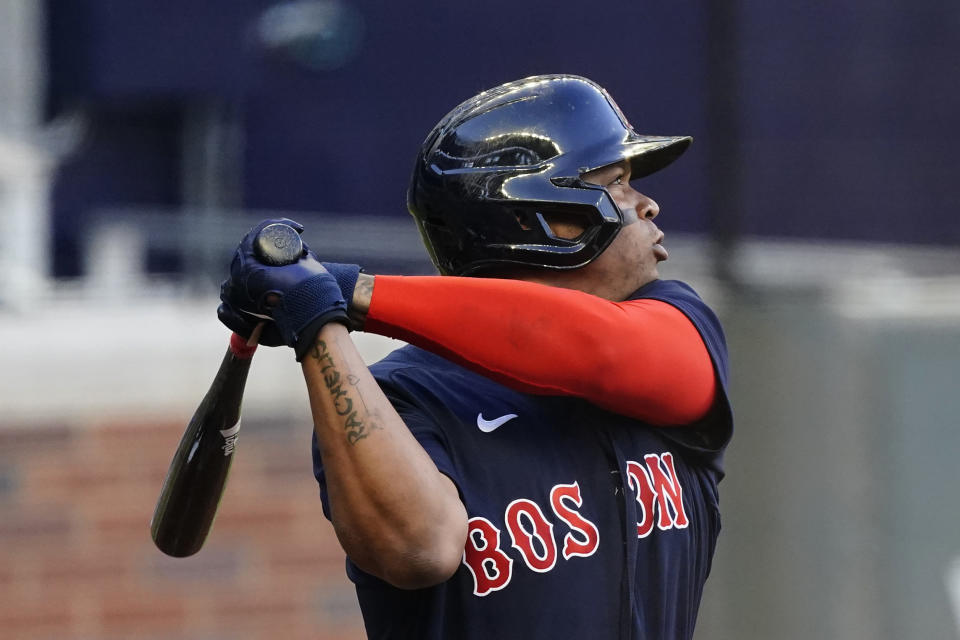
xmin=253 ymin=223 xmax=304 ymax=266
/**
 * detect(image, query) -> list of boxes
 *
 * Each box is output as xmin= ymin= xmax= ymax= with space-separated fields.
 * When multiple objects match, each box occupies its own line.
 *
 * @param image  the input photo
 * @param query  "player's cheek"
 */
xmin=619 ymin=203 xmax=640 ymax=225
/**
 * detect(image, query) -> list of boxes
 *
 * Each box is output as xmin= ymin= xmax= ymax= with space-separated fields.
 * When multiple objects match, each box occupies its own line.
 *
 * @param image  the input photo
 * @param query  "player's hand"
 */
xmin=218 ymin=218 xmax=350 ymax=360
xmin=216 ymin=299 xmax=285 ymax=347
xmin=320 ymin=261 xmax=363 ymax=315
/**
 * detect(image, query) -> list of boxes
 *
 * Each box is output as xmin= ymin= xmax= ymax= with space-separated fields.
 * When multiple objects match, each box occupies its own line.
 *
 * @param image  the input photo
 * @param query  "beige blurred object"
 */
xmin=0 ymin=0 xmax=85 ymax=310
xmin=947 ymin=557 xmax=960 ymax=637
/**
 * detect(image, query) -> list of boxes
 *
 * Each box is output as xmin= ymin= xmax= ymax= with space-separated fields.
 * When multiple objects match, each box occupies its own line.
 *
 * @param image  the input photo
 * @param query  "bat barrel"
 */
xmin=150 ymin=337 xmax=255 ymax=556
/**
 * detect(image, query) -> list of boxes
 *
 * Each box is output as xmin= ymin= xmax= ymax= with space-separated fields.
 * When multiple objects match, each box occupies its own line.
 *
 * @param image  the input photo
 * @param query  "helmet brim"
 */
xmin=610 ymin=135 xmax=693 ymax=179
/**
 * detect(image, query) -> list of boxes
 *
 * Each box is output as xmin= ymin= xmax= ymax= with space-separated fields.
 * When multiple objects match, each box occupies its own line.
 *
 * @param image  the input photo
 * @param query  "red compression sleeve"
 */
xmin=364 ymin=276 xmax=716 ymax=426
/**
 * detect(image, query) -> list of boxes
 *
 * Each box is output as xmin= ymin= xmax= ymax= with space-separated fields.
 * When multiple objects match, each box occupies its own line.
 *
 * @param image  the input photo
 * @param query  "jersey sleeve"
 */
xmin=363 ymin=275 xmax=716 ymax=426
xmin=629 ymin=279 xmax=734 ymax=463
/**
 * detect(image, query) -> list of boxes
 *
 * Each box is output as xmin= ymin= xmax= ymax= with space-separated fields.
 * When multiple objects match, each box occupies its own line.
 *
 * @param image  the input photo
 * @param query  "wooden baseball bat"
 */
xmin=150 ymin=223 xmax=303 ymax=557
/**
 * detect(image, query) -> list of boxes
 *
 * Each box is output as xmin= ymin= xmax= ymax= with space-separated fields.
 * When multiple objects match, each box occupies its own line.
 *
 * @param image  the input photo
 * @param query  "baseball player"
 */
xmin=218 ymin=74 xmax=733 ymax=639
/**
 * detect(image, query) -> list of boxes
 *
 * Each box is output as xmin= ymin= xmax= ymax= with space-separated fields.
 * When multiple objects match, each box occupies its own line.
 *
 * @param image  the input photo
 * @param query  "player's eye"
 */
xmin=610 ymin=176 xmax=624 ymax=186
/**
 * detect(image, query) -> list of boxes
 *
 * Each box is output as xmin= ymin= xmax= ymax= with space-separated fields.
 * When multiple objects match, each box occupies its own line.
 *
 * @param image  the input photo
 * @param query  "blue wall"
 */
xmin=47 ymin=0 xmax=960 ymax=275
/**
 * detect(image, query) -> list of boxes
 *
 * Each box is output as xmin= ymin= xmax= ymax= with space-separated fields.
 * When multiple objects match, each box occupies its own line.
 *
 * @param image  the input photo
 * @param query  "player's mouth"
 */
xmin=653 ymin=233 xmax=668 ymax=261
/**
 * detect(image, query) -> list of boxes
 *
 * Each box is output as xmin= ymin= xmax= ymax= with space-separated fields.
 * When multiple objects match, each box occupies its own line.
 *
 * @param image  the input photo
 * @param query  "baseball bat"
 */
xmin=150 ymin=223 xmax=303 ymax=557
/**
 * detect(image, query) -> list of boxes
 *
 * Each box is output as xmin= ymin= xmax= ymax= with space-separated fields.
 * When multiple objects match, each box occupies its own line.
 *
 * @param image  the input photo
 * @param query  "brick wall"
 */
xmin=0 ymin=416 xmax=366 ymax=639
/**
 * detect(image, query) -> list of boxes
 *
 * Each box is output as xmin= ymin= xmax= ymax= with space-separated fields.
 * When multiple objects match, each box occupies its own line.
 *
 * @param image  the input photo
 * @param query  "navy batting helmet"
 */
xmin=407 ymin=74 xmax=692 ymax=276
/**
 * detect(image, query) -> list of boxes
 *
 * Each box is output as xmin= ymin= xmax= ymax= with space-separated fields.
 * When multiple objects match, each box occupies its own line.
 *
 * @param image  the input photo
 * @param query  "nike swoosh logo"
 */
xmin=476 ymin=413 xmax=518 ymax=433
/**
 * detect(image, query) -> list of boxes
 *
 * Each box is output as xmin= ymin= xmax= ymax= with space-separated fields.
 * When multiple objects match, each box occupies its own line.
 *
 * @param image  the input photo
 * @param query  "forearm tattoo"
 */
xmin=310 ymin=338 xmax=380 ymax=445
xmin=348 ymin=274 xmax=374 ymax=329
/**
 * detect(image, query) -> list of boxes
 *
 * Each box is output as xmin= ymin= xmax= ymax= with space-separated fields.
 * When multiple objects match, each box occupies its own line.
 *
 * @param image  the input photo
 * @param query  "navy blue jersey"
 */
xmin=312 ymin=279 xmax=733 ymax=639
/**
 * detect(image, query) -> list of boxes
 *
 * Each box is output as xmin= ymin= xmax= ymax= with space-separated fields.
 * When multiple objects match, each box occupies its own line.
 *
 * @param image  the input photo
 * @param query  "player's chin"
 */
xmin=635 ymin=262 xmax=659 ymax=286
xmin=643 ymin=250 xmax=663 ymax=272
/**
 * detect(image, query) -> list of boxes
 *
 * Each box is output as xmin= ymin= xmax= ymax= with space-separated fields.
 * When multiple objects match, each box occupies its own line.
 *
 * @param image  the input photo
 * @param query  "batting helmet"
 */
xmin=407 ymin=74 xmax=692 ymax=276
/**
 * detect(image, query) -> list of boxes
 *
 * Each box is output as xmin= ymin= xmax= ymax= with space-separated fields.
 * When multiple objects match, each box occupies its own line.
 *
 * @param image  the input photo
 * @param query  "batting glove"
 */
xmin=320 ymin=262 xmax=362 ymax=309
xmin=218 ymin=218 xmax=350 ymax=360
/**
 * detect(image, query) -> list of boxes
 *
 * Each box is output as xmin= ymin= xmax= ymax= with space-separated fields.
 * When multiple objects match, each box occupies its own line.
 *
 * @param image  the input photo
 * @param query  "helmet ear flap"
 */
xmin=531 ymin=211 xmax=592 ymax=244
xmin=508 ymin=208 xmax=585 ymax=245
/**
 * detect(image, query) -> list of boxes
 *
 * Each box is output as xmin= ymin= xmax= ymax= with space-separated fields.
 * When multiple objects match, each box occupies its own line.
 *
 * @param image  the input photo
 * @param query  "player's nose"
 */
xmin=633 ymin=192 xmax=660 ymax=220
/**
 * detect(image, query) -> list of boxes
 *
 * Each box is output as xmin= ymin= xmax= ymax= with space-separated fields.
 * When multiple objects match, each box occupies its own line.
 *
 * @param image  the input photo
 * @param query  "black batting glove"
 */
xmin=218 ymin=219 xmax=350 ymax=360
xmin=321 ymin=262 xmax=363 ymax=308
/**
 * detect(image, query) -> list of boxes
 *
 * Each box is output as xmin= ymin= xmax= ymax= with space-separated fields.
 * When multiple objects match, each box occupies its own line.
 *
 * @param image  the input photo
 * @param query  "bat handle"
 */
xmin=244 ymin=296 xmax=282 ymax=347
xmin=247 ymin=322 xmax=266 ymax=347
xmin=244 ymin=223 xmax=302 ymax=348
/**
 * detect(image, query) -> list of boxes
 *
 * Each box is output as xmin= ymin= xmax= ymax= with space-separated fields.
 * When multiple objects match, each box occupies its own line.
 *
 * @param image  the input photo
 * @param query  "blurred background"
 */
xmin=1 ymin=0 xmax=958 ymax=638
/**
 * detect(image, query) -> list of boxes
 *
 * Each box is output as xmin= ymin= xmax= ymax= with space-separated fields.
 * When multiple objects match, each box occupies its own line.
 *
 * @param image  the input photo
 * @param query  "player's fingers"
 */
xmin=217 ymin=302 xmax=255 ymax=338
xmin=217 ymin=302 xmax=286 ymax=347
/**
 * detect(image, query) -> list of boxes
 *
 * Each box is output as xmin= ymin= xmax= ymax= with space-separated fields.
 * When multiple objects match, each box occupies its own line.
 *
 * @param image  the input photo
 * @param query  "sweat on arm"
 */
xmin=363 ymin=276 xmax=717 ymax=426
